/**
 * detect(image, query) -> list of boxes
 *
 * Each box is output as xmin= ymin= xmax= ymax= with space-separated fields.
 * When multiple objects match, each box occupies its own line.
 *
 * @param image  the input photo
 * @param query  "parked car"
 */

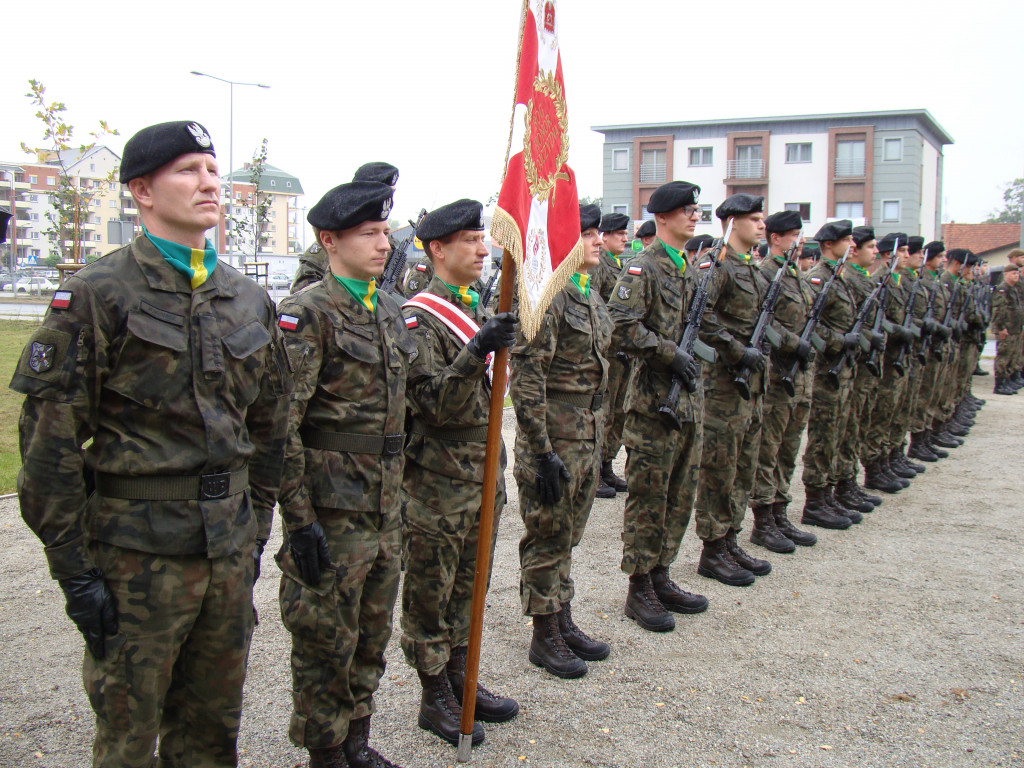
xmin=268 ymin=273 xmax=293 ymax=290
xmin=4 ymin=276 xmax=58 ymax=294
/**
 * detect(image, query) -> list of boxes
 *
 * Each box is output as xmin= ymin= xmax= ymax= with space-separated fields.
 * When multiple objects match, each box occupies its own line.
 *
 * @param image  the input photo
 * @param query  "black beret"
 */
xmin=852 ymin=226 xmax=875 ymax=246
xmin=814 ymin=219 xmax=853 ymax=242
xmin=353 ymin=161 xmax=399 ymax=186
xmin=684 ymin=234 xmax=714 ymax=252
xmin=579 ymin=204 xmax=601 ymax=232
xmin=800 ymin=245 xmax=821 ymax=261
xmin=923 ymin=240 xmax=945 ymax=259
xmin=715 ymin=193 xmax=764 ymax=220
xmin=907 ymin=236 xmax=925 ymax=255
xmin=599 ymin=212 xmax=630 ymax=232
xmin=635 ymin=220 xmax=656 ymax=238
xmin=946 ymin=248 xmax=970 ymax=263
xmin=416 ymin=199 xmax=485 ymax=243
xmin=308 ymin=181 xmax=394 ymax=231
xmin=877 ymin=232 xmax=909 ymax=253
xmin=764 ymin=210 xmax=803 ymax=234
xmin=119 ymin=121 xmax=215 ymax=183
xmin=646 ymin=181 xmax=701 ymax=214
xmin=757 ymin=243 xmax=769 ymax=259
xmin=965 ymin=252 xmax=980 ymax=266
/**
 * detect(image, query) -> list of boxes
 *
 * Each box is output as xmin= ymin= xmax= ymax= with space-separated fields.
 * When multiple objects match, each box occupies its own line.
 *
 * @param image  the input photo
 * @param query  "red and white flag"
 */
xmin=490 ymin=0 xmax=582 ymax=340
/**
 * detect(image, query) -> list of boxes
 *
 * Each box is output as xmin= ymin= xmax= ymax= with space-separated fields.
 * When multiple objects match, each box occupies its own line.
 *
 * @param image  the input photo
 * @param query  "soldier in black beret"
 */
xmin=353 ymin=161 xmax=399 ymax=187
xmin=852 ymin=225 xmax=875 ymax=248
xmin=118 ymin=120 xmax=216 ymax=183
xmin=924 ymin=240 xmax=945 ymax=261
xmin=797 ymin=245 xmax=819 ymax=272
xmin=907 ymin=236 xmax=925 ymax=255
xmin=684 ymin=234 xmax=714 ymax=260
xmin=635 ymin=219 xmax=657 ymax=248
xmin=814 ymin=219 xmax=854 ymax=245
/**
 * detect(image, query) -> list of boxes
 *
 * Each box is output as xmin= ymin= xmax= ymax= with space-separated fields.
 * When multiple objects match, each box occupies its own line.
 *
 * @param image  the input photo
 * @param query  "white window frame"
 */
xmin=688 ymin=147 xmax=713 ymax=167
xmin=29 ymin=175 xmax=38 ymax=184
xmin=611 ymin=148 xmax=629 ymax=171
xmin=882 ymin=200 xmax=901 ymax=223
xmin=835 ymin=202 xmax=865 ymax=219
xmin=46 ymin=176 xmax=56 ymax=186
xmin=612 ymin=204 xmax=628 ymax=215
xmin=883 ymin=137 xmax=903 ymax=162
xmin=785 ymin=143 xmax=812 ymax=163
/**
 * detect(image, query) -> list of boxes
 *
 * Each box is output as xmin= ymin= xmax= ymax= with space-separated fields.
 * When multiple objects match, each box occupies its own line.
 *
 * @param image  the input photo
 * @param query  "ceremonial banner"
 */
xmin=490 ymin=0 xmax=582 ymax=340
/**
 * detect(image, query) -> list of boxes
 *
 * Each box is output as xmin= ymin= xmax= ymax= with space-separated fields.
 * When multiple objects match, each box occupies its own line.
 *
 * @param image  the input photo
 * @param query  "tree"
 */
xmin=579 ymin=195 xmax=603 ymax=209
xmin=985 ymin=178 xmax=1023 ymax=224
xmin=21 ymin=79 xmax=118 ymax=265
xmin=230 ymin=139 xmax=271 ymax=263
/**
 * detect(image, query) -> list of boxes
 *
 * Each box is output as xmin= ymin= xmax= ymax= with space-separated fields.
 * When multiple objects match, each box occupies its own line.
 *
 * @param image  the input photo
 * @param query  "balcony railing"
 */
xmin=835 ymin=158 xmax=866 ymax=177
xmin=727 ymin=159 xmax=765 ymax=179
xmin=639 ymin=163 xmax=666 ymax=184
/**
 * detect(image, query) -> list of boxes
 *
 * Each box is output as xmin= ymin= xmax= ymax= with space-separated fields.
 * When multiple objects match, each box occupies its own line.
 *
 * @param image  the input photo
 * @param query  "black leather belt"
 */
xmin=547 ymin=390 xmax=605 ymax=410
xmin=95 ymin=467 xmax=249 ymax=501
xmin=300 ymin=428 xmax=406 ymax=455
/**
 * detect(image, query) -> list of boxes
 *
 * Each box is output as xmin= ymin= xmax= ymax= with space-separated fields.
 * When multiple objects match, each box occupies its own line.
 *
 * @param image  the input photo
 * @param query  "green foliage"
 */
xmin=579 ymin=195 xmax=603 ymax=209
xmin=985 ymin=178 xmax=1023 ymax=224
xmin=0 ymin=320 xmax=41 ymax=493
xmin=232 ymin=139 xmax=271 ymax=262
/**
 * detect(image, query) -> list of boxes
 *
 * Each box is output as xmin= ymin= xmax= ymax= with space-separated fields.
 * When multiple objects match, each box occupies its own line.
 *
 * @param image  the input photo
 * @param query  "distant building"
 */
xmin=222 ymin=164 xmax=304 ymax=258
xmin=592 ymin=109 xmax=953 ymax=241
xmin=942 ymin=222 xmax=1021 ymax=266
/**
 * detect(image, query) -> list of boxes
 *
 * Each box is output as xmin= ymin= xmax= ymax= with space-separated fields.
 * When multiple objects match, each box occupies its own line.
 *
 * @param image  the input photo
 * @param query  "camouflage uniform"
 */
xmin=935 ymin=271 xmax=966 ymax=423
xmin=888 ymin=269 xmax=929 ymax=451
xmin=837 ymin=264 xmax=879 ymax=483
xmin=992 ymin=278 xmax=1023 ymax=378
xmin=862 ymin=264 xmax=910 ymax=464
xmin=276 ymin=274 xmax=414 ymax=750
xmin=12 ymin=235 xmax=290 ymax=768
xmin=290 ymin=243 xmax=327 ymax=294
xmin=399 ymin=275 xmax=506 ymax=675
xmin=693 ymin=246 xmax=769 ymax=542
xmin=751 ymin=255 xmax=815 ymax=507
xmin=589 ymin=250 xmax=628 ymax=468
xmin=606 ymin=241 xmax=705 ymax=575
xmin=512 ymin=279 xmax=611 ymax=615
xmin=913 ymin=269 xmax=949 ymax=433
xmin=401 ymin=260 xmax=434 ymax=296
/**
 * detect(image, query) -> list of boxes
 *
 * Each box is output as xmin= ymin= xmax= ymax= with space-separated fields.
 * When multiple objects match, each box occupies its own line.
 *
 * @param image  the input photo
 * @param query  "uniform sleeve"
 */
xmin=510 ymin=308 xmax=558 ymax=455
xmin=991 ymin=290 xmax=1009 ymax=330
xmin=404 ymin=314 xmax=488 ymax=427
xmin=698 ymin=266 xmax=746 ymax=365
xmin=607 ymin=268 xmax=677 ymax=366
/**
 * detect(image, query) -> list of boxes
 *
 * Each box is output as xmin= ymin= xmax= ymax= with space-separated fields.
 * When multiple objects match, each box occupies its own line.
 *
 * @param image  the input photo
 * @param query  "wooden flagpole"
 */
xmin=457 ymin=249 xmax=516 ymax=762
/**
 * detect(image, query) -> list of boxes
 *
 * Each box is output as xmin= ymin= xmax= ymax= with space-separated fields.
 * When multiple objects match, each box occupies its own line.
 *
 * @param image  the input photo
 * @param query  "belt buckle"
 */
xmin=383 ymin=434 xmax=405 ymax=456
xmin=591 ymin=393 xmax=604 ymax=410
xmin=200 ymin=471 xmax=231 ymax=500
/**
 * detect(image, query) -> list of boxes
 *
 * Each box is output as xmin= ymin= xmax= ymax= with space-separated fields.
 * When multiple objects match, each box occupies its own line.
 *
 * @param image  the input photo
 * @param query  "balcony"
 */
xmin=726 ymin=159 xmax=765 ymax=179
xmin=638 ymin=163 xmax=667 ymax=184
xmin=123 ymin=207 xmax=138 ymax=216
xmin=835 ymin=158 xmax=866 ymax=178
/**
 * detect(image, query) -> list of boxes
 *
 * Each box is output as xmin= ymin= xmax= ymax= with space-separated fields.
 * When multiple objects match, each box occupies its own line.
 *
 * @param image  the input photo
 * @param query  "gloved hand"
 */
xmin=937 ymin=323 xmax=952 ymax=340
xmin=253 ymin=537 xmax=268 ymax=586
xmin=921 ymin=318 xmax=938 ymax=337
xmin=466 ymin=312 xmax=517 ymax=358
xmin=869 ymin=330 xmax=886 ymax=352
xmin=535 ymin=451 xmax=571 ymax=506
xmin=669 ymin=346 xmax=699 ymax=382
xmin=894 ymin=324 xmax=915 ymax=344
xmin=290 ymin=521 xmax=332 ymax=586
xmin=738 ymin=346 xmax=764 ymax=371
xmin=58 ymin=569 xmax=118 ymax=660
xmin=842 ymin=331 xmax=861 ymax=352
xmin=794 ymin=338 xmax=814 ymax=363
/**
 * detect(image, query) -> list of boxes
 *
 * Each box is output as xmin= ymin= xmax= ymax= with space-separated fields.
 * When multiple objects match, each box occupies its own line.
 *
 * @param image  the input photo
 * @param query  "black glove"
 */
xmin=794 ymin=338 xmax=814 ymax=363
xmin=290 ymin=521 xmax=332 ymax=586
xmin=869 ymin=330 xmax=886 ymax=352
xmin=937 ymin=324 xmax=953 ymax=340
xmin=535 ymin=451 xmax=571 ymax=506
xmin=738 ymin=346 xmax=764 ymax=371
xmin=669 ymin=346 xmax=699 ymax=382
xmin=894 ymin=325 xmax=914 ymax=344
xmin=921 ymin=318 xmax=938 ymax=337
xmin=842 ymin=331 xmax=861 ymax=352
xmin=253 ymin=537 xmax=267 ymax=585
xmin=58 ymin=569 xmax=118 ymax=660
xmin=466 ymin=312 xmax=517 ymax=357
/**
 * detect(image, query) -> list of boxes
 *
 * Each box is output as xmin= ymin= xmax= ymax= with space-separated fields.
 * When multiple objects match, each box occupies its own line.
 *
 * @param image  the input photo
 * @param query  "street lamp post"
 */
xmin=189 ymin=71 xmax=269 ymax=266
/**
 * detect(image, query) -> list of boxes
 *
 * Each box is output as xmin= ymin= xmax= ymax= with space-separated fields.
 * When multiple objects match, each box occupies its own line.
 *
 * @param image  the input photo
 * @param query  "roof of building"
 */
xmin=593 ymin=109 xmax=954 ymax=146
xmin=941 ymin=222 xmax=1021 ymax=256
xmin=225 ymin=163 xmax=303 ymax=195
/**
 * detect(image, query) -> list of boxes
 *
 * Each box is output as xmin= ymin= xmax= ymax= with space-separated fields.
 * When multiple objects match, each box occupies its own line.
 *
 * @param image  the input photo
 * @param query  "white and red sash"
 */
xmin=403 ymin=291 xmax=510 ymax=391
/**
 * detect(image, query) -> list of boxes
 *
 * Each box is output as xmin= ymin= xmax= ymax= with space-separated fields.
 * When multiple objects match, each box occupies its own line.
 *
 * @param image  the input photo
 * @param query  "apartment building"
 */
xmin=221 ymin=164 xmax=304 ymax=258
xmin=593 ymin=110 xmax=953 ymax=241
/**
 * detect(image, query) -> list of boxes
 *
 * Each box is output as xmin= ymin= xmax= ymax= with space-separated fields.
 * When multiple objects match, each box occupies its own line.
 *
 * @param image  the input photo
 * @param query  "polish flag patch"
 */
xmin=698 ymin=261 xmax=712 ymax=270
xmin=627 ymin=265 xmax=643 ymax=275
xmin=278 ymin=314 xmax=300 ymax=331
xmin=50 ymin=290 xmax=73 ymax=310
xmin=405 ymin=315 xmax=419 ymax=329
xmin=810 ymin=277 xmax=822 ymax=285
xmin=415 ymin=263 xmax=428 ymax=271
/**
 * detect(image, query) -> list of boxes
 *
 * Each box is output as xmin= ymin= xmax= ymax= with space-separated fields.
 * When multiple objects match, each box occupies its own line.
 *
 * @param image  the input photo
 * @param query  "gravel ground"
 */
xmin=1 ymin=364 xmax=1022 ymax=768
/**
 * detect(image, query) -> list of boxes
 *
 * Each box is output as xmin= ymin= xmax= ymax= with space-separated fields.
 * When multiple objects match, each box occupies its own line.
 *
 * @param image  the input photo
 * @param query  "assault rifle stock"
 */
xmin=861 ymin=251 xmax=902 ymax=378
xmin=378 ymin=208 xmax=427 ymax=295
xmin=891 ymin=272 xmax=924 ymax=375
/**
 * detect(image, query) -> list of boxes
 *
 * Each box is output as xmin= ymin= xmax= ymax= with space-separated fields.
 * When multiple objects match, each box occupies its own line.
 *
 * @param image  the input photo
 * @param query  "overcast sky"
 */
xmin=3 ymin=0 xmax=1022 ymax=240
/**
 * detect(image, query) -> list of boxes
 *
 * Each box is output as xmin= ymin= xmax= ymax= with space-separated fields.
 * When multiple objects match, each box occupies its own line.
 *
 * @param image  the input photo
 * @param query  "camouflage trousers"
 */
xmin=401 ymin=471 xmax=505 ymax=675
xmin=84 ymin=541 xmax=255 ymax=768
xmin=802 ymin=360 xmax=854 ymax=489
xmin=752 ymin=367 xmax=812 ymax=508
xmin=995 ymin=333 xmax=1020 ymax=378
xmin=912 ymin=355 xmax=944 ymax=432
xmin=937 ymin=344 xmax=961 ymax=421
xmin=601 ymin=356 xmax=628 ymax=462
xmin=863 ymin=358 xmax=908 ymax=462
xmin=516 ymin=436 xmax=599 ymax=615
xmin=694 ymin=367 xmax=764 ymax=542
xmin=840 ymin=362 xmax=878 ymax=480
xmin=619 ymin=411 xmax=703 ymax=575
xmin=956 ymin=342 xmax=980 ymax=400
xmin=279 ymin=507 xmax=401 ymax=749
xmin=891 ymin=361 xmax=926 ymax=446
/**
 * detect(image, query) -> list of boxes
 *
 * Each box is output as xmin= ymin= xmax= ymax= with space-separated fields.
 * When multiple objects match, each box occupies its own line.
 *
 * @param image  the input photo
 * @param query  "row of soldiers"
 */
xmin=11 ymin=121 xmax=1008 ymax=768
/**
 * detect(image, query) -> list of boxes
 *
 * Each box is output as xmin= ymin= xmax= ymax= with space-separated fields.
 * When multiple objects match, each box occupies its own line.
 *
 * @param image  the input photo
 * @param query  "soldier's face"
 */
xmin=853 ymin=240 xmax=877 ymax=267
xmin=133 ymin=153 xmax=221 ymax=236
xmin=581 ymin=228 xmax=602 ymax=269
xmin=603 ymin=230 xmax=628 ymax=255
xmin=1004 ymin=269 xmax=1019 ymax=286
xmin=733 ymin=213 xmax=765 ymax=250
xmin=656 ymin=206 xmax=699 ymax=244
xmin=435 ymin=230 xmax=489 ymax=285
xmin=771 ymin=228 xmax=801 ymax=254
xmin=908 ymin=249 xmax=925 ymax=269
xmin=640 ymin=235 xmax=655 ymax=248
xmin=895 ymin=245 xmax=911 ymax=268
xmin=324 ymin=220 xmax=392 ymax=281
xmin=828 ymin=236 xmax=853 ymax=260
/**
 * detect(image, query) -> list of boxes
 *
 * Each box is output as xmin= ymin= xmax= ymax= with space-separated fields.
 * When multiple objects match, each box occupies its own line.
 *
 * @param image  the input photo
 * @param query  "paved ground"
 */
xmin=1 ymin=364 xmax=1021 ymax=768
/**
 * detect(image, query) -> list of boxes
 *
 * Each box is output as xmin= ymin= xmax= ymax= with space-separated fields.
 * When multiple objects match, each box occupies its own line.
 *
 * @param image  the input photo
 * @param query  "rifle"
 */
xmin=861 ymin=251 xmax=903 ymax=378
xmin=479 ymin=254 xmax=502 ymax=308
xmin=937 ymin=280 xmax=961 ymax=359
xmin=734 ymin=235 xmax=800 ymax=400
xmin=378 ymin=208 xmax=427 ymax=295
xmin=656 ymin=218 xmax=732 ymax=430
xmin=891 ymin=271 xmax=924 ymax=375
xmin=827 ymin=255 xmax=892 ymax=383
xmin=779 ymin=246 xmax=850 ymax=396
xmin=918 ymin=282 xmax=941 ymax=362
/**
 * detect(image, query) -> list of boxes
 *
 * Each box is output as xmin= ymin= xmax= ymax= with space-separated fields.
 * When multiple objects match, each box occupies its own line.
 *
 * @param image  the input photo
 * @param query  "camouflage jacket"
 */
xmin=804 ymin=258 xmax=857 ymax=361
xmin=10 ymin=236 xmax=291 ymax=580
xmin=588 ymin=250 xmax=625 ymax=303
xmin=759 ymin=255 xmax=813 ymax=376
xmin=402 ymin=275 xmax=505 ymax=484
xmin=510 ymin=279 xmax=612 ymax=456
xmin=401 ymin=260 xmax=434 ymax=296
xmin=699 ymin=245 xmax=770 ymax=367
xmin=607 ymin=241 xmax=703 ymax=423
xmin=919 ymin=269 xmax=948 ymax=341
xmin=290 ymin=244 xmax=327 ymax=294
xmin=991 ymin=282 xmax=1024 ymax=333
xmin=276 ymin=273 xmax=415 ymax=530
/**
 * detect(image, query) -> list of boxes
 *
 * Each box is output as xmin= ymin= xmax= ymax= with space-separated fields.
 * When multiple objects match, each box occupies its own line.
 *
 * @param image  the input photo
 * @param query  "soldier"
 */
xmin=590 ymin=212 xmax=631 ymax=497
xmin=933 ymin=248 xmax=972 ymax=447
xmin=12 ymin=121 xmax=291 ymax=768
xmin=692 ymin=194 xmax=772 ymax=585
xmin=276 ymin=181 xmax=413 ymax=768
xmin=399 ymin=199 xmax=519 ymax=747
xmin=992 ymin=264 xmax=1023 ymax=394
xmin=291 ymin=162 xmax=400 ymax=294
xmin=401 ymin=258 xmax=434 ymax=296
xmin=606 ymin=180 xmax=709 ymax=633
xmin=1006 ymin=248 xmax=1024 ymax=388
xmin=799 ymin=220 xmax=859 ymax=529
xmin=635 ymin=219 xmax=657 ymax=249
xmin=512 ymin=203 xmax=612 ymax=679
xmin=749 ymin=210 xmax=818 ymax=553
xmin=685 ymin=234 xmax=714 ymax=262
xmin=798 ymin=244 xmax=820 ymax=272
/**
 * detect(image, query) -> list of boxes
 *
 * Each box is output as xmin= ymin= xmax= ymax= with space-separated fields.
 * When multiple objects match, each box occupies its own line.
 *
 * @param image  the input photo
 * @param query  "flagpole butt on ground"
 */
xmin=457 ymin=250 xmax=517 ymax=763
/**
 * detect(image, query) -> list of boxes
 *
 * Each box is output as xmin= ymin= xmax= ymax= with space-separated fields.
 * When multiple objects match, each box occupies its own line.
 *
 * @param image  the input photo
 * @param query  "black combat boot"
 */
xmin=601 ymin=460 xmax=627 ymax=492
xmin=446 ymin=647 xmax=519 ymax=723
xmin=924 ymin=428 xmax=949 ymax=458
xmin=417 ymin=670 xmax=484 ymax=747
xmin=697 ymin=537 xmax=756 ymax=586
xmin=557 ymin=601 xmax=611 ymax=660
xmin=650 ymin=565 xmax=709 ymax=613
xmin=309 ymin=745 xmax=351 ymax=768
xmin=749 ymin=504 xmax=796 ymax=553
xmin=835 ymin=478 xmax=874 ymax=514
xmin=801 ymin=486 xmax=853 ymax=529
xmin=897 ymin=445 xmax=926 ymax=474
xmin=341 ymin=717 xmax=404 ymax=768
xmin=887 ymin=450 xmax=918 ymax=479
xmin=932 ymin=425 xmax=963 ymax=448
xmin=973 ymin=362 xmax=988 ymax=376
xmin=771 ymin=502 xmax=817 ymax=546
xmin=624 ymin=572 xmax=676 ymax=631
xmin=880 ymin=455 xmax=911 ymax=487
xmin=825 ymin=485 xmax=862 ymax=524
xmin=853 ymin=473 xmax=883 ymax=507
xmin=529 ymin=613 xmax=588 ymax=678
xmin=595 ymin=476 xmax=616 ymax=498
xmin=995 ymin=377 xmax=1015 ymax=395
xmin=864 ymin=459 xmax=902 ymax=494
xmin=725 ymin=530 xmax=771 ymax=575
xmin=908 ymin=431 xmax=939 ymax=462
